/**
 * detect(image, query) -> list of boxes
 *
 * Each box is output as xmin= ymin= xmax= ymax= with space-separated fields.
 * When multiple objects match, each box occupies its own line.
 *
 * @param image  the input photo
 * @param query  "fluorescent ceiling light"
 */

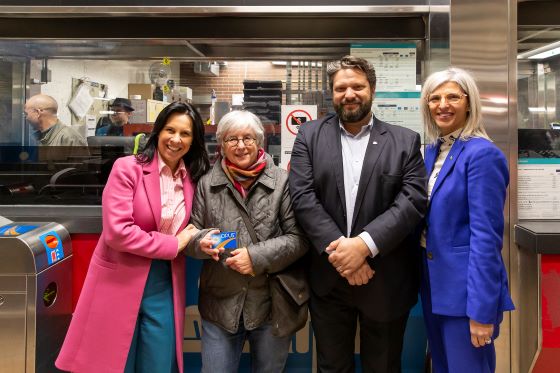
xmin=518 ymin=40 xmax=560 ymax=60
xmin=271 ymin=61 xmax=323 ymax=67
xmin=529 ymin=47 xmax=560 ymax=60
xmin=529 ymin=107 xmax=546 ymax=113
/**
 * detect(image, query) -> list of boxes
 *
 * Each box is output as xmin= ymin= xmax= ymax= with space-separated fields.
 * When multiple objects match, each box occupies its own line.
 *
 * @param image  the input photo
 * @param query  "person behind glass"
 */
xmin=289 ymin=55 xmax=427 ymax=372
xmin=419 ymin=68 xmax=515 ymax=373
xmin=24 ymin=94 xmax=86 ymax=146
xmin=96 ymin=97 xmax=135 ymax=136
xmin=55 ymin=102 xmax=210 ymax=373
xmin=185 ymin=110 xmax=308 ymax=373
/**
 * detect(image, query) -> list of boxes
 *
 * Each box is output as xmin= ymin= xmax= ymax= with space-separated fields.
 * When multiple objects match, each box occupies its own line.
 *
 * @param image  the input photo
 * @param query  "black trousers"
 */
xmin=310 ymin=277 xmax=410 ymax=373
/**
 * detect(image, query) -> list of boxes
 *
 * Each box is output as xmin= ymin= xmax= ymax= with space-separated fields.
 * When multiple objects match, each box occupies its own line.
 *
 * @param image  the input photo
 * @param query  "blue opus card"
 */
xmin=212 ymin=231 xmax=237 ymax=250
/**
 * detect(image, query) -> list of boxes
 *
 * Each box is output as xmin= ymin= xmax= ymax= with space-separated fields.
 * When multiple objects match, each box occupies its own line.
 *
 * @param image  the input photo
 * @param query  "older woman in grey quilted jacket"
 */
xmin=186 ymin=110 xmax=308 ymax=373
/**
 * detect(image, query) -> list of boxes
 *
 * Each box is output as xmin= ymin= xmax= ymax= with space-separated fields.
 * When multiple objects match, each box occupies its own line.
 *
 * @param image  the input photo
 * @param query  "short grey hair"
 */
xmin=421 ymin=67 xmax=490 ymax=144
xmin=327 ymin=55 xmax=377 ymax=91
xmin=216 ymin=110 xmax=265 ymax=154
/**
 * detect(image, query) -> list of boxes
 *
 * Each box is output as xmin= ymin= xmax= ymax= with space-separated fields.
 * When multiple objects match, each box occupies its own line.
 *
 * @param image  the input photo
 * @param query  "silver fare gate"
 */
xmin=0 ymin=220 xmax=72 ymax=372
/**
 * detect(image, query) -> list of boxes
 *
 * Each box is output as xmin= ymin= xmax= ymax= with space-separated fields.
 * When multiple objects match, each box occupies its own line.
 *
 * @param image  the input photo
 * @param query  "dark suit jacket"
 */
xmin=289 ymin=113 xmax=427 ymax=322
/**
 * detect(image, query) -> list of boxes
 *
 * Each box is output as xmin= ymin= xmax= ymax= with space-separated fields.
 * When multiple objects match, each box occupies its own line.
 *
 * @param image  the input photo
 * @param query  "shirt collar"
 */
xmin=338 ymin=115 xmax=374 ymax=138
xmin=157 ymin=151 xmax=187 ymax=180
xmin=439 ymin=128 xmax=463 ymax=146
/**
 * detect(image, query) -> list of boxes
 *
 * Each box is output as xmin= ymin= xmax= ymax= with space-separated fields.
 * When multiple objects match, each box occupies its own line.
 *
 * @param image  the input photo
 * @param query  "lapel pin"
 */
xmin=372 ymin=141 xmax=378 ymax=144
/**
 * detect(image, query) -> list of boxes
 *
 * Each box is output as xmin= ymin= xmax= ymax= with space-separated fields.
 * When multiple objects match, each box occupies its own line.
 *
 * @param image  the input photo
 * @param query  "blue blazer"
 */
xmin=424 ymin=137 xmax=514 ymax=324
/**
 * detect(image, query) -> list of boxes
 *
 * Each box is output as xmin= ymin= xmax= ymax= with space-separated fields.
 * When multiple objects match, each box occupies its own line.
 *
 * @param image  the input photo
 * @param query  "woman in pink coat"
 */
xmin=56 ymin=102 xmax=210 ymax=373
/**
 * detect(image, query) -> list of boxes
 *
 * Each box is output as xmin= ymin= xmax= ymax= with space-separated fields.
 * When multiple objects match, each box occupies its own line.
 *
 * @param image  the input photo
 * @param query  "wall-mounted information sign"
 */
xmin=280 ymin=105 xmax=318 ymax=170
xmin=351 ymin=44 xmax=423 ymax=140
xmin=518 ymin=158 xmax=560 ymax=219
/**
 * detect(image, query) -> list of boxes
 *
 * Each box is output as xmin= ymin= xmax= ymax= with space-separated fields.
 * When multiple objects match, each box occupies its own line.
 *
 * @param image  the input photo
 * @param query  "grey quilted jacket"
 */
xmin=186 ymin=154 xmax=308 ymax=333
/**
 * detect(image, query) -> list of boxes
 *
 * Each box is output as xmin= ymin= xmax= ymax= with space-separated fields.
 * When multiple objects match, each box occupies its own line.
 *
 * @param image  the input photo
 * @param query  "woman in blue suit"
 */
xmin=419 ymin=67 xmax=514 ymax=373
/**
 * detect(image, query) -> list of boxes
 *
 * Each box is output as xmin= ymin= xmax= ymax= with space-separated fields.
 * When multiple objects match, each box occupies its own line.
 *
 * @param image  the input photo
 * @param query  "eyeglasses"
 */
xmin=223 ymin=136 xmax=256 ymax=147
xmin=110 ymin=111 xmax=127 ymax=115
xmin=427 ymin=92 xmax=468 ymax=106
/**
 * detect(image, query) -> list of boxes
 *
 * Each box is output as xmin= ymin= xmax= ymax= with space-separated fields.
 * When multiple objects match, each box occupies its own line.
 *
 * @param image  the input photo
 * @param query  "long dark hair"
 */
xmin=137 ymin=101 xmax=210 ymax=182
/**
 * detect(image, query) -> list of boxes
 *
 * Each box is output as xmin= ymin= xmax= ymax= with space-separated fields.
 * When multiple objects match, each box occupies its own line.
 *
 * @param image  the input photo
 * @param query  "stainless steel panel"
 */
xmin=516 ymin=246 xmax=540 ymax=373
xmin=0 ymin=275 xmax=26 ymax=292
xmin=4 ymin=205 xmax=102 ymax=234
xmin=25 ymin=274 xmax=37 ymax=373
xmin=35 ymin=258 xmax=72 ymax=373
xmin=426 ymin=1 xmax=450 ymax=75
xmin=0 ymin=16 xmax=427 ymax=40
xmin=0 ymin=223 xmax=72 ymax=370
xmin=515 ymin=221 xmax=560 ymax=254
xmin=0 ymin=222 xmax=72 ymax=274
xmin=0 ymin=5 xmax=432 ymax=17
xmin=0 ymin=235 xmax=37 ymax=274
xmin=0 ymin=292 xmax=27 ymax=373
xmin=450 ymin=0 xmax=517 ymax=371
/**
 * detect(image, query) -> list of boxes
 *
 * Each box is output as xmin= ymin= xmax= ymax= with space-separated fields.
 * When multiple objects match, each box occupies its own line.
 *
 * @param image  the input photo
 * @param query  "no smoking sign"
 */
xmin=285 ymin=109 xmax=313 ymax=135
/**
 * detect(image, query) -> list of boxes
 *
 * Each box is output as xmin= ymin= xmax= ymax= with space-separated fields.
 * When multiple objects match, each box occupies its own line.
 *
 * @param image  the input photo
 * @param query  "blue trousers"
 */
xmin=420 ymin=253 xmax=498 ymax=373
xmin=200 ymin=318 xmax=291 ymax=373
xmin=124 ymin=260 xmax=179 ymax=373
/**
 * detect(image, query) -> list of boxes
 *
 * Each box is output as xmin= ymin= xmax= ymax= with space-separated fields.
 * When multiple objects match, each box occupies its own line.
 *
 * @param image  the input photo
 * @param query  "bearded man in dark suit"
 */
xmin=289 ymin=55 xmax=427 ymax=372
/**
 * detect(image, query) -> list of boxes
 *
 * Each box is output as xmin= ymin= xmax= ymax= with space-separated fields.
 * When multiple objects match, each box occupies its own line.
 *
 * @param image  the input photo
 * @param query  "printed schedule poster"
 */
xmin=373 ymin=92 xmax=423 ymax=140
xmin=518 ymin=158 xmax=560 ymax=219
xmin=351 ymin=43 xmax=417 ymax=92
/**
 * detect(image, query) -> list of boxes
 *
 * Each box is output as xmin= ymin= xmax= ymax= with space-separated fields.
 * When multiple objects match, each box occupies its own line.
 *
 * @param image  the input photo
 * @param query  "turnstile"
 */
xmin=0 ymin=220 xmax=72 ymax=372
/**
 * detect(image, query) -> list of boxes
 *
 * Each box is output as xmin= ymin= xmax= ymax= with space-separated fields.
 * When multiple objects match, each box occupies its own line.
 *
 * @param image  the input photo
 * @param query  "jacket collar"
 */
xmin=429 ymin=139 xmax=466 ymax=201
xmin=142 ymin=153 xmax=162 ymax=231
xmin=351 ymin=115 xmax=388 ymax=229
xmin=36 ymin=120 xmax=63 ymax=144
xmin=141 ymin=153 xmax=193 ymax=231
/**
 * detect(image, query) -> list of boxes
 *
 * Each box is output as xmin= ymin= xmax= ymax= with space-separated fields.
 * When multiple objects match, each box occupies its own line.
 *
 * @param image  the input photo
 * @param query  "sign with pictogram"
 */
xmin=280 ymin=105 xmax=317 ymax=170
xmin=39 ymin=231 xmax=65 ymax=265
xmin=285 ymin=109 xmax=313 ymax=136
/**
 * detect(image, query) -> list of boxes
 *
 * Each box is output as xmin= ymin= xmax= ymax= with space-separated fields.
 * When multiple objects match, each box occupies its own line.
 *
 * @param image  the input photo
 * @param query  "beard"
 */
xmin=110 ymin=118 xmax=126 ymax=126
xmin=334 ymin=97 xmax=373 ymax=123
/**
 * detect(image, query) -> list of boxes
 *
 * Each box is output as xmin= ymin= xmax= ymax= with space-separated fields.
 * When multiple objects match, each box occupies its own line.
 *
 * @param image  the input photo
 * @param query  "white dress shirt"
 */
xmin=420 ymin=128 xmax=463 ymax=248
xmin=339 ymin=116 xmax=379 ymax=258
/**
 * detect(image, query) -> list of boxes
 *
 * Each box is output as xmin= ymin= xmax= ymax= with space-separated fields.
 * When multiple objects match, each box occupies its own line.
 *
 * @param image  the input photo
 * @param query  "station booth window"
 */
xmin=0 ymin=43 xmax=425 ymax=206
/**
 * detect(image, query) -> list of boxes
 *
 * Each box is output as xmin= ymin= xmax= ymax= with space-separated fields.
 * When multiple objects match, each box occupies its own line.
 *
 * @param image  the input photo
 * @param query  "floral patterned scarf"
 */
xmin=221 ymin=148 xmax=267 ymax=198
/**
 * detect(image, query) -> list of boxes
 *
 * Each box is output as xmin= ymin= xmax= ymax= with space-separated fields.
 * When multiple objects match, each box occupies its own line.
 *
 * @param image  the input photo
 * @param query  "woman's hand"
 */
xmin=225 ymin=247 xmax=255 ymax=275
xmin=176 ymin=224 xmax=199 ymax=253
xmin=200 ymin=229 xmax=222 ymax=261
xmin=470 ymin=319 xmax=494 ymax=348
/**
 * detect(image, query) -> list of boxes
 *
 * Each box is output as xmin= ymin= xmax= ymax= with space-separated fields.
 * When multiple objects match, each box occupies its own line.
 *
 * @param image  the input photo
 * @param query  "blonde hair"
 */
xmin=420 ymin=67 xmax=491 ymax=144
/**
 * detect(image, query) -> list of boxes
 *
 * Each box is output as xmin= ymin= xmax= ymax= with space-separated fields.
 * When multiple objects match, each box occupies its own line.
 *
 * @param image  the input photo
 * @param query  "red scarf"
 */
xmin=221 ymin=148 xmax=267 ymax=198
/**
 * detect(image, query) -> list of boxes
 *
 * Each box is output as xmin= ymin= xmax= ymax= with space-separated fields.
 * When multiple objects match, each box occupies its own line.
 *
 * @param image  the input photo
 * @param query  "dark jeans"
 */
xmin=201 ymin=318 xmax=291 ymax=373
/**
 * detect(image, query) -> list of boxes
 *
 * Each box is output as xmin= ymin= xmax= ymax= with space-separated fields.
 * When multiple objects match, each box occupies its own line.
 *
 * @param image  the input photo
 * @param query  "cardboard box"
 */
xmin=147 ymin=99 xmax=169 ymax=123
xmin=129 ymin=99 xmax=147 ymax=124
xmin=129 ymin=99 xmax=168 ymax=123
xmin=128 ymin=84 xmax=154 ymax=100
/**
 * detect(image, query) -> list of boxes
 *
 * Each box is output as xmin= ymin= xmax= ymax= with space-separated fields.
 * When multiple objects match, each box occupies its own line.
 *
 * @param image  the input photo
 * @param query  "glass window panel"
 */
xmin=0 ymin=39 xmax=422 ymax=205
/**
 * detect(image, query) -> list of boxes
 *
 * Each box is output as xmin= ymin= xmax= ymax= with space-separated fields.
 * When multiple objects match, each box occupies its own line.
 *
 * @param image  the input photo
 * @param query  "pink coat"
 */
xmin=56 ymin=155 xmax=194 ymax=373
